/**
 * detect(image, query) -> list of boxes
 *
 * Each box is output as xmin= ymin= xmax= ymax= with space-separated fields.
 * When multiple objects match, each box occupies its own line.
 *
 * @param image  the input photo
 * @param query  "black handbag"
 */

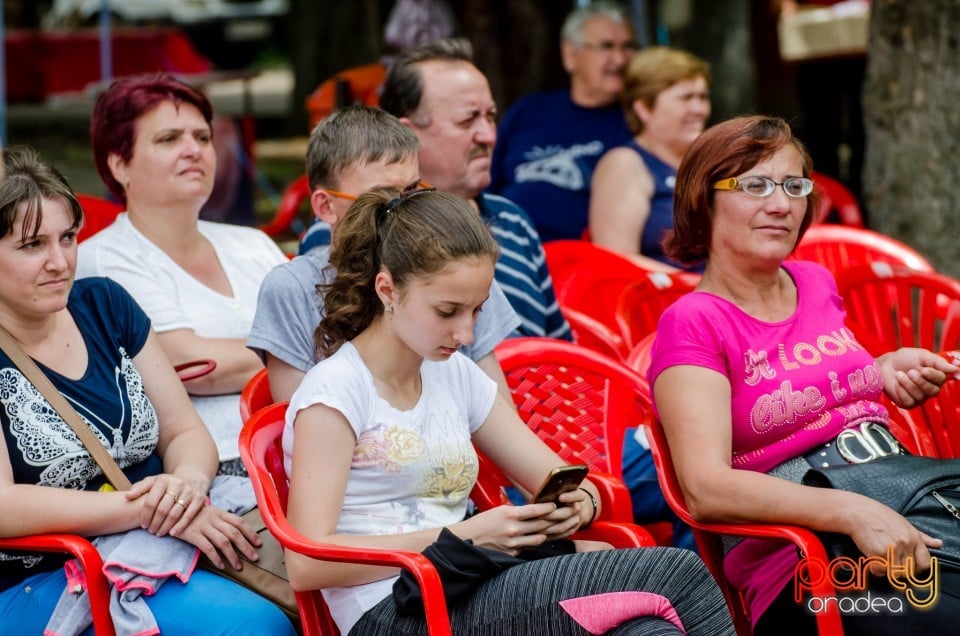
xmin=801 ymin=454 xmax=960 ymax=572
xmin=392 ymin=528 xmax=575 ymax=615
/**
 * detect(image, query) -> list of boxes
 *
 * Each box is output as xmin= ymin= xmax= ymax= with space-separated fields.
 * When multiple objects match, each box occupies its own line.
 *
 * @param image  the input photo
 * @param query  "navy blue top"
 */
xmin=630 ymin=141 xmax=678 ymax=265
xmin=488 ymin=90 xmax=631 ymax=243
xmin=0 ymin=277 xmax=161 ymax=590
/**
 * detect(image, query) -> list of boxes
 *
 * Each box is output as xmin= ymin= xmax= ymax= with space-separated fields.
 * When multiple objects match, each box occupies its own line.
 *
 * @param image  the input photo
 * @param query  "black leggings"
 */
xmin=350 ymin=547 xmax=734 ymax=635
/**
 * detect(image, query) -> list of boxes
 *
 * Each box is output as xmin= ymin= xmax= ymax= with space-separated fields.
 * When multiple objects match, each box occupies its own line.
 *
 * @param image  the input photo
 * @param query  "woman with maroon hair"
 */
xmin=650 ymin=114 xmax=959 ymax=634
xmin=78 ymin=74 xmax=287 ymax=476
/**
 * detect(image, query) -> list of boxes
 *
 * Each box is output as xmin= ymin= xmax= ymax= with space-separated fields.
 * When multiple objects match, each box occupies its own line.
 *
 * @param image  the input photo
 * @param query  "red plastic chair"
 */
xmin=835 ymin=263 xmax=960 ymax=357
xmin=615 ymin=271 xmax=700 ymax=351
xmin=0 ymin=534 xmax=115 ymax=635
xmin=239 ymin=402 xmax=451 ymax=636
xmin=543 ymin=240 xmax=649 ymax=304
xmin=469 ymin=448 xmax=658 ymax=548
xmin=644 ymin=413 xmax=844 ymax=635
xmin=76 ymin=194 xmax=124 ymax=243
xmin=487 ymin=337 xmax=672 ymax=544
xmin=624 ymin=331 xmax=657 ymax=376
xmin=810 ymin=171 xmax=863 ymax=227
xmin=882 ymin=350 xmax=960 ymax=458
xmin=561 ymin=306 xmax=630 ymax=362
xmin=239 ymin=368 xmax=273 ymax=423
xmin=174 ymin=359 xmax=217 ymax=382
xmin=790 ymin=225 xmax=933 ymax=276
xmin=259 ymin=174 xmax=310 ymax=239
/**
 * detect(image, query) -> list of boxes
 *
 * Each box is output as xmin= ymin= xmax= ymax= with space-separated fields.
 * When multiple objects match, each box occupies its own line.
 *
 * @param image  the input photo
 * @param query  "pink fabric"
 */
xmin=102 ymin=549 xmax=198 ymax=594
xmin=649 ymin=260 xmax=886 ymax=474
xmin=559 ymin=591 xmax=684 ymax=634
xmin=649 ymin=260 xmax=887 ymax=626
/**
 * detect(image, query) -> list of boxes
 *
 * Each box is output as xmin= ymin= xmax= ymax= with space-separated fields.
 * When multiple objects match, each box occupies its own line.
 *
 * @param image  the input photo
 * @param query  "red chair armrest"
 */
xmin=573 ymin=520 xmax=656 ymax=547
xmin=586 ymin=471 xmax=633 ymax=523
xmin=174 ymin=359 xmax=218 ymax=382
xmin=0 ymin=534 xmax=115 ymax=636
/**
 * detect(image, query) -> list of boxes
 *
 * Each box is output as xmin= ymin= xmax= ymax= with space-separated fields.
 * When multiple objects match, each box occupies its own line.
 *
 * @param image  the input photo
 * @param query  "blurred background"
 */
xmin=0 ymin=0 xmax=873 ymax=250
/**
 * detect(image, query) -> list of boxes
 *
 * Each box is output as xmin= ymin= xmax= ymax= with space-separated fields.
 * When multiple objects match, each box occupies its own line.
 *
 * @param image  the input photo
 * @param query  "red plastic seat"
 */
xmin=790 ymin=225 xmax=933 ymax=276
xmin=259 ymin=174 xmax=310 ymax=239
xmin=835 ymin=263 xmax=960 ymax=357
xmin=543 ymin=239 xmax=649 ymax=305
xmin=0 ymin=534 xmax=115 ymax=635
xmin=239 ymin=368 xmax=273 ymax=423
xmin=644 ymin=412 xmax=844 ymax=635
xmin=615 ymin=271 xmax=700 ymax=351
xmin=485 ymin=337 xmax=672 ymax=544
xmin=239 ymin=402 xmax=451 ymax=635
xmin=624 ymin=331 xmax=657 ymax=376
xmin=882 ymin=350 xmax=960 ymax=458
xmin=76 ymin=194 xmax=124 ymax=243
xmin=561 ymin=306 xmax=630 ymax=362
xmin=810 ymin=171 xmax=863 ymax=227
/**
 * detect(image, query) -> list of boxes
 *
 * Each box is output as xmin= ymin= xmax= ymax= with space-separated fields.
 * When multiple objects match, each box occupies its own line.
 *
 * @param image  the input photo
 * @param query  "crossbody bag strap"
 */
xmin=0 ymin=326 xmax=132 ymax=491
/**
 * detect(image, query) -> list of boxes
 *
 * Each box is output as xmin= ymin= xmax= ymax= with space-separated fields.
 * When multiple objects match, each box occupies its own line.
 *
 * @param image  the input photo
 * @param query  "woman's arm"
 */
xmin=589 ymin=148 xmax=676 ymax=271
xmin=265 ymin=353 xmax=306 ymax=403
xmin=0 ymin=438 xmax=142 ymax=538
xmin=157 ymin=329 xmax=264 ymax=396
xmin=284 ymin=401 xmax=566 ymax=592
xmin=654 ymin=364 xmax=940 ymax=568
xmin=876 ymin=347 xmax=956 ymax=408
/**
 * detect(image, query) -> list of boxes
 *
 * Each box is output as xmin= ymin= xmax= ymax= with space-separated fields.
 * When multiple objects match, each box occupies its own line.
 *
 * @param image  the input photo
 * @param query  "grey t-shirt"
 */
xmin=248 ymin=246 xmax=520 ymax=370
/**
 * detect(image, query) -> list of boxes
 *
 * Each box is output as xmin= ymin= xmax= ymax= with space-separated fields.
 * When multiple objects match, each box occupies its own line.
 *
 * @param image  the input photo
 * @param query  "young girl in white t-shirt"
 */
xmin=282 ymin=188 xmax=734 ymax=635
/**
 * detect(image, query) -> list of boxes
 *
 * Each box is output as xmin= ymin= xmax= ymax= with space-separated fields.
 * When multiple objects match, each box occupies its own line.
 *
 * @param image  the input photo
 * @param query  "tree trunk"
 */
xmin=863 ymin=0 xmax=960 ymax=276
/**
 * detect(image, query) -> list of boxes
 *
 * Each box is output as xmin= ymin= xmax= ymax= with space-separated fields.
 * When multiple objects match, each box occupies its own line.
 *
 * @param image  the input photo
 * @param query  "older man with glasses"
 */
xmin=488 ymin=1 xmax=636 ymax=242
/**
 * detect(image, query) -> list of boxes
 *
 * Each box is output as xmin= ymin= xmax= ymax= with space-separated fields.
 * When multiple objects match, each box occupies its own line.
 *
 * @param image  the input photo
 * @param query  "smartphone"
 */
xmin=531 ymin=464 xmax=589 ymax=504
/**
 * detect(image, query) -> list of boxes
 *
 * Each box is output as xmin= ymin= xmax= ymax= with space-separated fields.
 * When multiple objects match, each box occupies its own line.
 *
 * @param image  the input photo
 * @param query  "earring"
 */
xmin=384 ymin=305 xmax=393 ymax=313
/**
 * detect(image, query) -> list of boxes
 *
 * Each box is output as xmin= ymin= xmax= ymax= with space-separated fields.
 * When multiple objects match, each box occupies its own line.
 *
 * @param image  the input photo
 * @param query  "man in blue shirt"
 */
xmin=488 ymin=2 xmax=635 ymax=242
xmin=379 ymin=38 xmax=572 ymax=342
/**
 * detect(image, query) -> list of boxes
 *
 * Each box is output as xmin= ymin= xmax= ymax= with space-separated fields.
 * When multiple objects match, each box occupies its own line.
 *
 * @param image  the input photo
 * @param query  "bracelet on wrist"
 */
xmin=579 ymin=487 xmax=598 ymax=528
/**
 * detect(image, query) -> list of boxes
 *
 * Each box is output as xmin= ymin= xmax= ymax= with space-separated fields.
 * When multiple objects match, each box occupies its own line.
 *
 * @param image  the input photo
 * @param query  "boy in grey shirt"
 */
xmin=248 ymin=106 xmax=519 ymax=402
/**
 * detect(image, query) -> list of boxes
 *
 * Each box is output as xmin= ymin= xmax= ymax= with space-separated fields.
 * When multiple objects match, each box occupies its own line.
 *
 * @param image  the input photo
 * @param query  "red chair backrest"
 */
xmin=481 ymin=337 xmax=652 ymax=531
xmin=836 ymin=263 xmax=960 ymax=356
xmin=240 ymin=368 xmax=274 ymax=423
xmin=615 ymin=271 xmax=699 ymax=351
xmin=260 ymin=174 xmax=310 ymax=239
xmin=811 ymin=171 xmax=863 ymax=227
xmin=76 ymin=194 xmax=124 ymax=243
xmin=543 ymin=240 xmax=648 ymax=303
xmin=790 ymin=225 xmax=933 ymax=276
xmin=624 ymin=331 xmax=657 ymax=376
xmin=239 ymin=403 xmax=451 ymax=635
xmin=0 ymin=534 xmax=115 ymax=635
xmin=561 ymin=306 xmax=630 ymax=362
xmin=883 ymin=351 xmax=960 ymax=458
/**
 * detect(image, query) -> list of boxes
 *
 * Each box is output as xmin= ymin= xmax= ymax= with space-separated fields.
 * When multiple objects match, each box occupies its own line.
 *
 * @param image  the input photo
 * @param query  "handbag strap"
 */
xmin=0 ymin=325 xmax=132 ymax=491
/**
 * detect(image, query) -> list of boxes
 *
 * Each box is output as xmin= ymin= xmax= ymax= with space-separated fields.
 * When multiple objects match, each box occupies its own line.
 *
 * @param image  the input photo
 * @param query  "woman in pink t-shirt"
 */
xmin=649 ymin=115 xmax=958 ymax=634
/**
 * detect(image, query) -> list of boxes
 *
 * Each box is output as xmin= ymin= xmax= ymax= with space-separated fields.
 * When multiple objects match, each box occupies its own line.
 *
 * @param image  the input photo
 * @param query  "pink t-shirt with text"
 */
xmin=648 ymin=260 xmax=886 ymax=626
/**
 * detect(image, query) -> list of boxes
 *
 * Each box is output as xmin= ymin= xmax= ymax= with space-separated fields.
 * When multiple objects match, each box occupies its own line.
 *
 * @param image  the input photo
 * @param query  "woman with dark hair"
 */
xmin=0 ymin=146 xmax=294 ymax=634
xmin=283 ymin=187 xmax=735 ymax=636
xmin=650 ymin=114 xmax=960 ymax=634
xmin=78 ymin=74 xmax=287 ymax=475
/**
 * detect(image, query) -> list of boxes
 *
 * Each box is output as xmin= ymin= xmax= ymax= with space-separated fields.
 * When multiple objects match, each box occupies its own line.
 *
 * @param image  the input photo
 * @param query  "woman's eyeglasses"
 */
xmin=712 ymin=176 xmax=814 ymax=199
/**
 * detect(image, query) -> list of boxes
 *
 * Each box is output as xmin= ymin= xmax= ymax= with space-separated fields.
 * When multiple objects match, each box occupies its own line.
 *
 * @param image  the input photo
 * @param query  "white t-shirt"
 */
xmin=285 ymin=342 xmax=498 ymax=634
xmin=77 ymin=213 xmax=287 ymax=460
